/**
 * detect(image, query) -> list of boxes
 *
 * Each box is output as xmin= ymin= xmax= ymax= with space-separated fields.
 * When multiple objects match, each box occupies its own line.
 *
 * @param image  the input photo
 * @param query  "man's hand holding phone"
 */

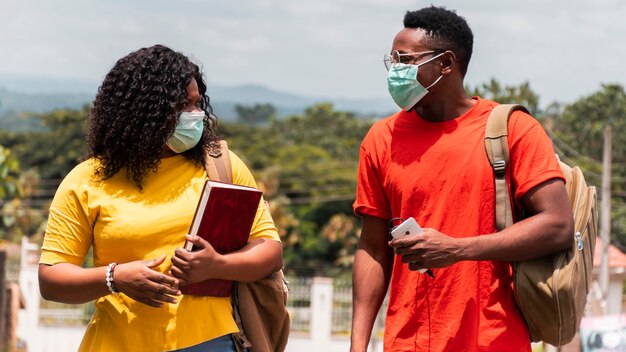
xmin=390 ymin=217 xmax=435 ymax=278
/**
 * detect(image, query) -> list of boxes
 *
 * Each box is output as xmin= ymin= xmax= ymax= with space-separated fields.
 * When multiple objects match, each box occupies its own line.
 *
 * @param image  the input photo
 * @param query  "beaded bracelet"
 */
xmin=105 ymin=262 xmax=119 ymax=294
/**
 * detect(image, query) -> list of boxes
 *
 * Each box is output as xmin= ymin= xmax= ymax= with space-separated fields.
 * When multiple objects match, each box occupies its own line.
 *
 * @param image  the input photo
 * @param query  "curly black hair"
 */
xmin=87 ymin=44 xmax=221 ymax=188
xmin=404 ymin=6 xmax=474 ymax=76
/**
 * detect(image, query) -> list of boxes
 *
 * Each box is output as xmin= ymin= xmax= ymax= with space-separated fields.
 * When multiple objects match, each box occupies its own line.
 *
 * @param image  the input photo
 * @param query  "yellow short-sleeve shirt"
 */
xmin=40 ymin=151 xmax=280 ymax=352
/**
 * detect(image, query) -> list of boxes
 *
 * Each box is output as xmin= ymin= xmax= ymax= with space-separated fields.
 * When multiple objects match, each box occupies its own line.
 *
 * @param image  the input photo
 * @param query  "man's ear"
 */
xmin=440 ymin=51 xmax=456 ymax=75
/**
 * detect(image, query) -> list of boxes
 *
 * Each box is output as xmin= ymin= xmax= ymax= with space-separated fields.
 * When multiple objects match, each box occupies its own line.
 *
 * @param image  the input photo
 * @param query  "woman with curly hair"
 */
xmin=38 ymin=44 xmax=283 ymax=352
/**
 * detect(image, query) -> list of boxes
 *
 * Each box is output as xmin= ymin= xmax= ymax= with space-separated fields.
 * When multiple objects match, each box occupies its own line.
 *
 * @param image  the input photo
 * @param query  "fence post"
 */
xmin=310 ymin=277 xmax=333 ymax=347
xmin=17 ymin=237 xmax=41 ymax=352
xmin=0 ymin=250 xmax=7 ymax=352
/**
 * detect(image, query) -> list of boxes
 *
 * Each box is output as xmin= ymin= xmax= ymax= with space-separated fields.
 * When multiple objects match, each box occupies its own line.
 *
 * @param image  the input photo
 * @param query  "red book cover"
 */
xmin=180 ymin=180 xmax=262 ymax=297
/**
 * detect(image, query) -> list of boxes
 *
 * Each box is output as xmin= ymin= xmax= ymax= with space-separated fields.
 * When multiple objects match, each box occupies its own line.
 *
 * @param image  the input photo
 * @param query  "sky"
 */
xmin=1 ymin=0 xmax=625 ymax=107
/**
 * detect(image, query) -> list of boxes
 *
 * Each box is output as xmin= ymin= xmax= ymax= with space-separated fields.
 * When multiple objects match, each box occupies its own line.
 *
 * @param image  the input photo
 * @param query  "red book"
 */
xmin=179 ymin=180 xmax=262 ymax=297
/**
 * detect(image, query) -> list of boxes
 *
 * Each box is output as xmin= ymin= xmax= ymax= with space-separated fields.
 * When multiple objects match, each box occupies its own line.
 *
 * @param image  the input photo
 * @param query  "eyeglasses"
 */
xmin=383 ymin=50 xmax=444 ymax=71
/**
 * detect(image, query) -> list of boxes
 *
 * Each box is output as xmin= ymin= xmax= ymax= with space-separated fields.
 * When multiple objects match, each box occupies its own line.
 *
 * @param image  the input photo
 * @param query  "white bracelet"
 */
xmin=105 ymin=262 xmax=119 ymax=294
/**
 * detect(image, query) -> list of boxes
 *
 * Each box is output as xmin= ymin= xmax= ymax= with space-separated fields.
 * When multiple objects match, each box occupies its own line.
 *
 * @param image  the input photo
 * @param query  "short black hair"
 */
xmin=404 ymin=6 xmax=473 ymax=76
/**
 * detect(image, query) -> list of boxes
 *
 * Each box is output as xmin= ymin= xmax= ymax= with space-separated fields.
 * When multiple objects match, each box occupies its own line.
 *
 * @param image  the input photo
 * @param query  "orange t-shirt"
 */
xmin=353 ymin=97 xmax=564 ymax=352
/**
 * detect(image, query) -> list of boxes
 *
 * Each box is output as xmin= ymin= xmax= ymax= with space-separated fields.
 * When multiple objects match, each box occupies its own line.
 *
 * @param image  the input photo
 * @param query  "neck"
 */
xmin=413 ymin=90 xmax=476 ymax=123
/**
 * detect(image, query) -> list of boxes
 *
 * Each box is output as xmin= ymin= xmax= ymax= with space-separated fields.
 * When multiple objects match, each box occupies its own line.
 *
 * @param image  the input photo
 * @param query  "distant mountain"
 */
xmin=0 ymin=88 xmax=93 ymax=113
xmin=209 ymin=83 xmax=396 ymax=118
xmin=0 ymin=87 xmax=94 ymax=131
xmin=209 ymin=84 xmax=317 ymax=109
xmin=0 ymin=74 xmax=99 ymax=95
xmin=0 ymin=75 xmax=396 ymax=131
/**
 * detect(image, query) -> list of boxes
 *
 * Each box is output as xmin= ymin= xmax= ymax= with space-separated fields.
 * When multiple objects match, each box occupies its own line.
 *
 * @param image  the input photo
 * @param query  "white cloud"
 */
xmin=0 ymin=0 xmax=624 ymax=105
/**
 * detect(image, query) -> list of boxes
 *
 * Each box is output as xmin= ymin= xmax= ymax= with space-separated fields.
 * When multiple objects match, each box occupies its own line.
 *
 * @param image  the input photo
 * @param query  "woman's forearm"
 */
xmin=39 ymin=263 xmax=109 ymax=304
xmin=215 ymin=238 xmax=284 ymax=282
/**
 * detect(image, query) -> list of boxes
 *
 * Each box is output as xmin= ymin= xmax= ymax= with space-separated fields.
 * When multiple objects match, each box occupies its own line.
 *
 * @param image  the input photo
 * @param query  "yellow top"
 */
xmin=40 ymin=151 xmax=280 ymax=352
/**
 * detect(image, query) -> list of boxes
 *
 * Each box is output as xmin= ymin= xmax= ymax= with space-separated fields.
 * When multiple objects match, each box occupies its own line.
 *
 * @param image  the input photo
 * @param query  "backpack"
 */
xmin=205 ymin=140 xmax=291 ymax=352
xmin=484 ymin=104 xmax=598 ymax=346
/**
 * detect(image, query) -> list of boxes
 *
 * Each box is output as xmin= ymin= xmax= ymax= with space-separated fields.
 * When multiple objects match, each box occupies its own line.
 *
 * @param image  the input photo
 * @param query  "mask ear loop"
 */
xmin=418 ymin=51 xmax=446 ymax=90
xmin=424 ymin=74 xmax=444 ymax=90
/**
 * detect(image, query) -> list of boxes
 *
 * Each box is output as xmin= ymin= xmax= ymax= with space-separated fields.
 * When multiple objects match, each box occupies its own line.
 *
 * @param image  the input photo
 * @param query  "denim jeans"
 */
xmin=171 ymin=334 xmax=237 ymax=352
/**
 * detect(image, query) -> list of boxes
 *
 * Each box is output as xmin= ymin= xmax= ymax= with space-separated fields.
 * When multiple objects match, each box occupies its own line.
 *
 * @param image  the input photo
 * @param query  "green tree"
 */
xmin=467 ymin=78 xmax=541 ymax=115
xmin=550 ymin=84 xmax=626 ymax=250
xmin=235 ymin=103 xmax=276 ymax=125
xmin=0 ymin=144 xmax=29 ymax=242
xmin=0 ymin=106 xmax=88 ymax=242
xmin=3 ymin=105 xmax=89 ymax=179
xmin=220 ymin=103 xmax=373 ymax=275
xmin=272 ymin=105 xmax=370 ymax=274
xmin=0 ymin=145 xmax=20 ymax=200
xmin=272 ymin=103 xmax=370 ymax=159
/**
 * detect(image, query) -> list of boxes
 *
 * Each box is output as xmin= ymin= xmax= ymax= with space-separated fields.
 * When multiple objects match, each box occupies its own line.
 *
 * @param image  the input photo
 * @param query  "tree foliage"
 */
xmin=469 ymin=80 xmax=626 ymax=250
xmin=1 ymin=105 xmax=89 ymax=179
xmin=235 ymin=103 xmax=276 ymax=125
xmin=550 ymin=84 xmax=626 ymax=250
xmin=0 ymin=106 xmax=88 ymax=243
xmin=222 ymin=102 xmax=372 ymax=275
xmin=467 ymin=78 xmax=540 ymax=115
xmin=3 ymin=79 xmax=625 ymax=272
xmin=0 ymin=144 xmax=37 ymax=242
xmin=0 ymin=145 xmax=20 ymax=199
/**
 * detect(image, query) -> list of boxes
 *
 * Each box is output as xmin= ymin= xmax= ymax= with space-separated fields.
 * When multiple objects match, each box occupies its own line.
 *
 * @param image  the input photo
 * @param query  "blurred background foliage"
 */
xmin=1 ymin=79 xmax=625 ymax=277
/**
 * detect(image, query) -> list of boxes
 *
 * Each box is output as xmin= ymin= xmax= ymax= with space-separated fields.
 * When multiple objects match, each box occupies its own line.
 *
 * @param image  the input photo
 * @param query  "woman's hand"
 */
xmin=170 ymin=234 xmax=222 ymax=285
xmin=113 ymin=254 xmax=181 ymax=308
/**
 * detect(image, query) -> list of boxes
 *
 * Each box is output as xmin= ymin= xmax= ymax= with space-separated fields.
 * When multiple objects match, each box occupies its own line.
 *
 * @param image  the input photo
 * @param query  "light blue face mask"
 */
xmin=166 ymin=111 xmax=205 ymax=153
xmin=387 ymin=52 xmax=445 ymax=111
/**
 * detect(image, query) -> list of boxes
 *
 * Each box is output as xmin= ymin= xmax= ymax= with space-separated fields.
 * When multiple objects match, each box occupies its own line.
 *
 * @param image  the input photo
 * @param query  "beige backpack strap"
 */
xmin=484 ymin=104 xmax=529 ymax=231
xmin=204 ymin=141 xmax=251 ymax=349
xmin=231 ymin=283 xmax=253 ymax=351
xmin=204 ymin=140 xmax=233 ymax=183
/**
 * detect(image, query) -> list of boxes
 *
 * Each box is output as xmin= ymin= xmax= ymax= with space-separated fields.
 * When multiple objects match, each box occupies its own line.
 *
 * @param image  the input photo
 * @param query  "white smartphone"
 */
xmin=390 ymin=217 xmax=423 ymax=240
xmin=390 ymin=217 xmax=433 ymax=277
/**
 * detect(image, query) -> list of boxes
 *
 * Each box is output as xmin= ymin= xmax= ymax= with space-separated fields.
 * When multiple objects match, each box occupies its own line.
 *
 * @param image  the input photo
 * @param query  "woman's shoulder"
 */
xmin=57 ymin=158 xmax=102 ymax=191
xmin=227 ymin=149 xmax=258 ymax=188
xmin=64 ymin=158 xmax=99 ymax=178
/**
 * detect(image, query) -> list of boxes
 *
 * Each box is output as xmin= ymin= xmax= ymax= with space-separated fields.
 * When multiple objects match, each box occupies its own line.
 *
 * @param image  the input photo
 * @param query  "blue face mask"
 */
xmin=387 ymin=52 xmax=445 ymax=111
xmin=166 ymin=111 xmax=205 ymax=153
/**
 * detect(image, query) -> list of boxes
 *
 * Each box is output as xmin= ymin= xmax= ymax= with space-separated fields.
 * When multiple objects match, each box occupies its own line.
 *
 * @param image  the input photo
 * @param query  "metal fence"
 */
xmin=38 ymin=300 xmax=93 ymax=327
xmin=6 ymin=253 xmax=385 ymax=338
xmin=34 ymin=276 xmax=386 ymax=334
xmin=331 ymin=278 xmax=352 ymax=336
xmin=330 ymin=278 xmax=387 ymax=338
xmin=286 ymin=276 xmax=386 ymax=338
xmin=4 ymin=254 xmax=20 ymax=282
xmin=286 ymin=276 xmax=312 ymax=333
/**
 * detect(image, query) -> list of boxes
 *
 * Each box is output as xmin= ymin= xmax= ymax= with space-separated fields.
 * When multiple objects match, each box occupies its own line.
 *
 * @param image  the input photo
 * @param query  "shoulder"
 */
xmin=361 ymin=111 xmax=402 ymax=150
xmin=508 ymin=108 xmax=546 ymax=142
xmin=510 ymin=108 xmax=540 ymax=127
xmin=228 ymin=150 xmax=258 ymax=188
xmin=58 ymin=158 xmax=100 ymax=189
xmin=50 ymin=158 xmax=102 ymax=207
xmin=476 ymin=98 xmax=545 ymax=140
xmin=227 ymin=149 xmax=246 ymax=172
xmin=469 ymin=97 xmax=499 ymax=120
xmin=367 ymin=111 xmax=402 ymax=136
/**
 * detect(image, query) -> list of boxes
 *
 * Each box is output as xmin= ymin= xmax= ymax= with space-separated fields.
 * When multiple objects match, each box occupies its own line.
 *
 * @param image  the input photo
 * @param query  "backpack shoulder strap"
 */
xmin=205 ymin=140 xmax=233 ymax=183
xmin=485 ymin=104 xmax=529 ymax=230
xmin=204 ymin=141 xmax=251 ymax=350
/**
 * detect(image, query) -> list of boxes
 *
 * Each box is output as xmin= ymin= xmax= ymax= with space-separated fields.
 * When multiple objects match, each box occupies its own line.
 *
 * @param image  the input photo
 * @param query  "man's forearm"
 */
xmin=459 ymin=179 xmax=574 ymax=262
xmin=351 ymin=248 xmax=393 ymax=351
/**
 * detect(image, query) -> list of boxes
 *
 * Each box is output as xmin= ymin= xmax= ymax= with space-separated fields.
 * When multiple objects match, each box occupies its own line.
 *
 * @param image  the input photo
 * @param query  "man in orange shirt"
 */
xmin=351 ymin=6 xmax=574 ymax=352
